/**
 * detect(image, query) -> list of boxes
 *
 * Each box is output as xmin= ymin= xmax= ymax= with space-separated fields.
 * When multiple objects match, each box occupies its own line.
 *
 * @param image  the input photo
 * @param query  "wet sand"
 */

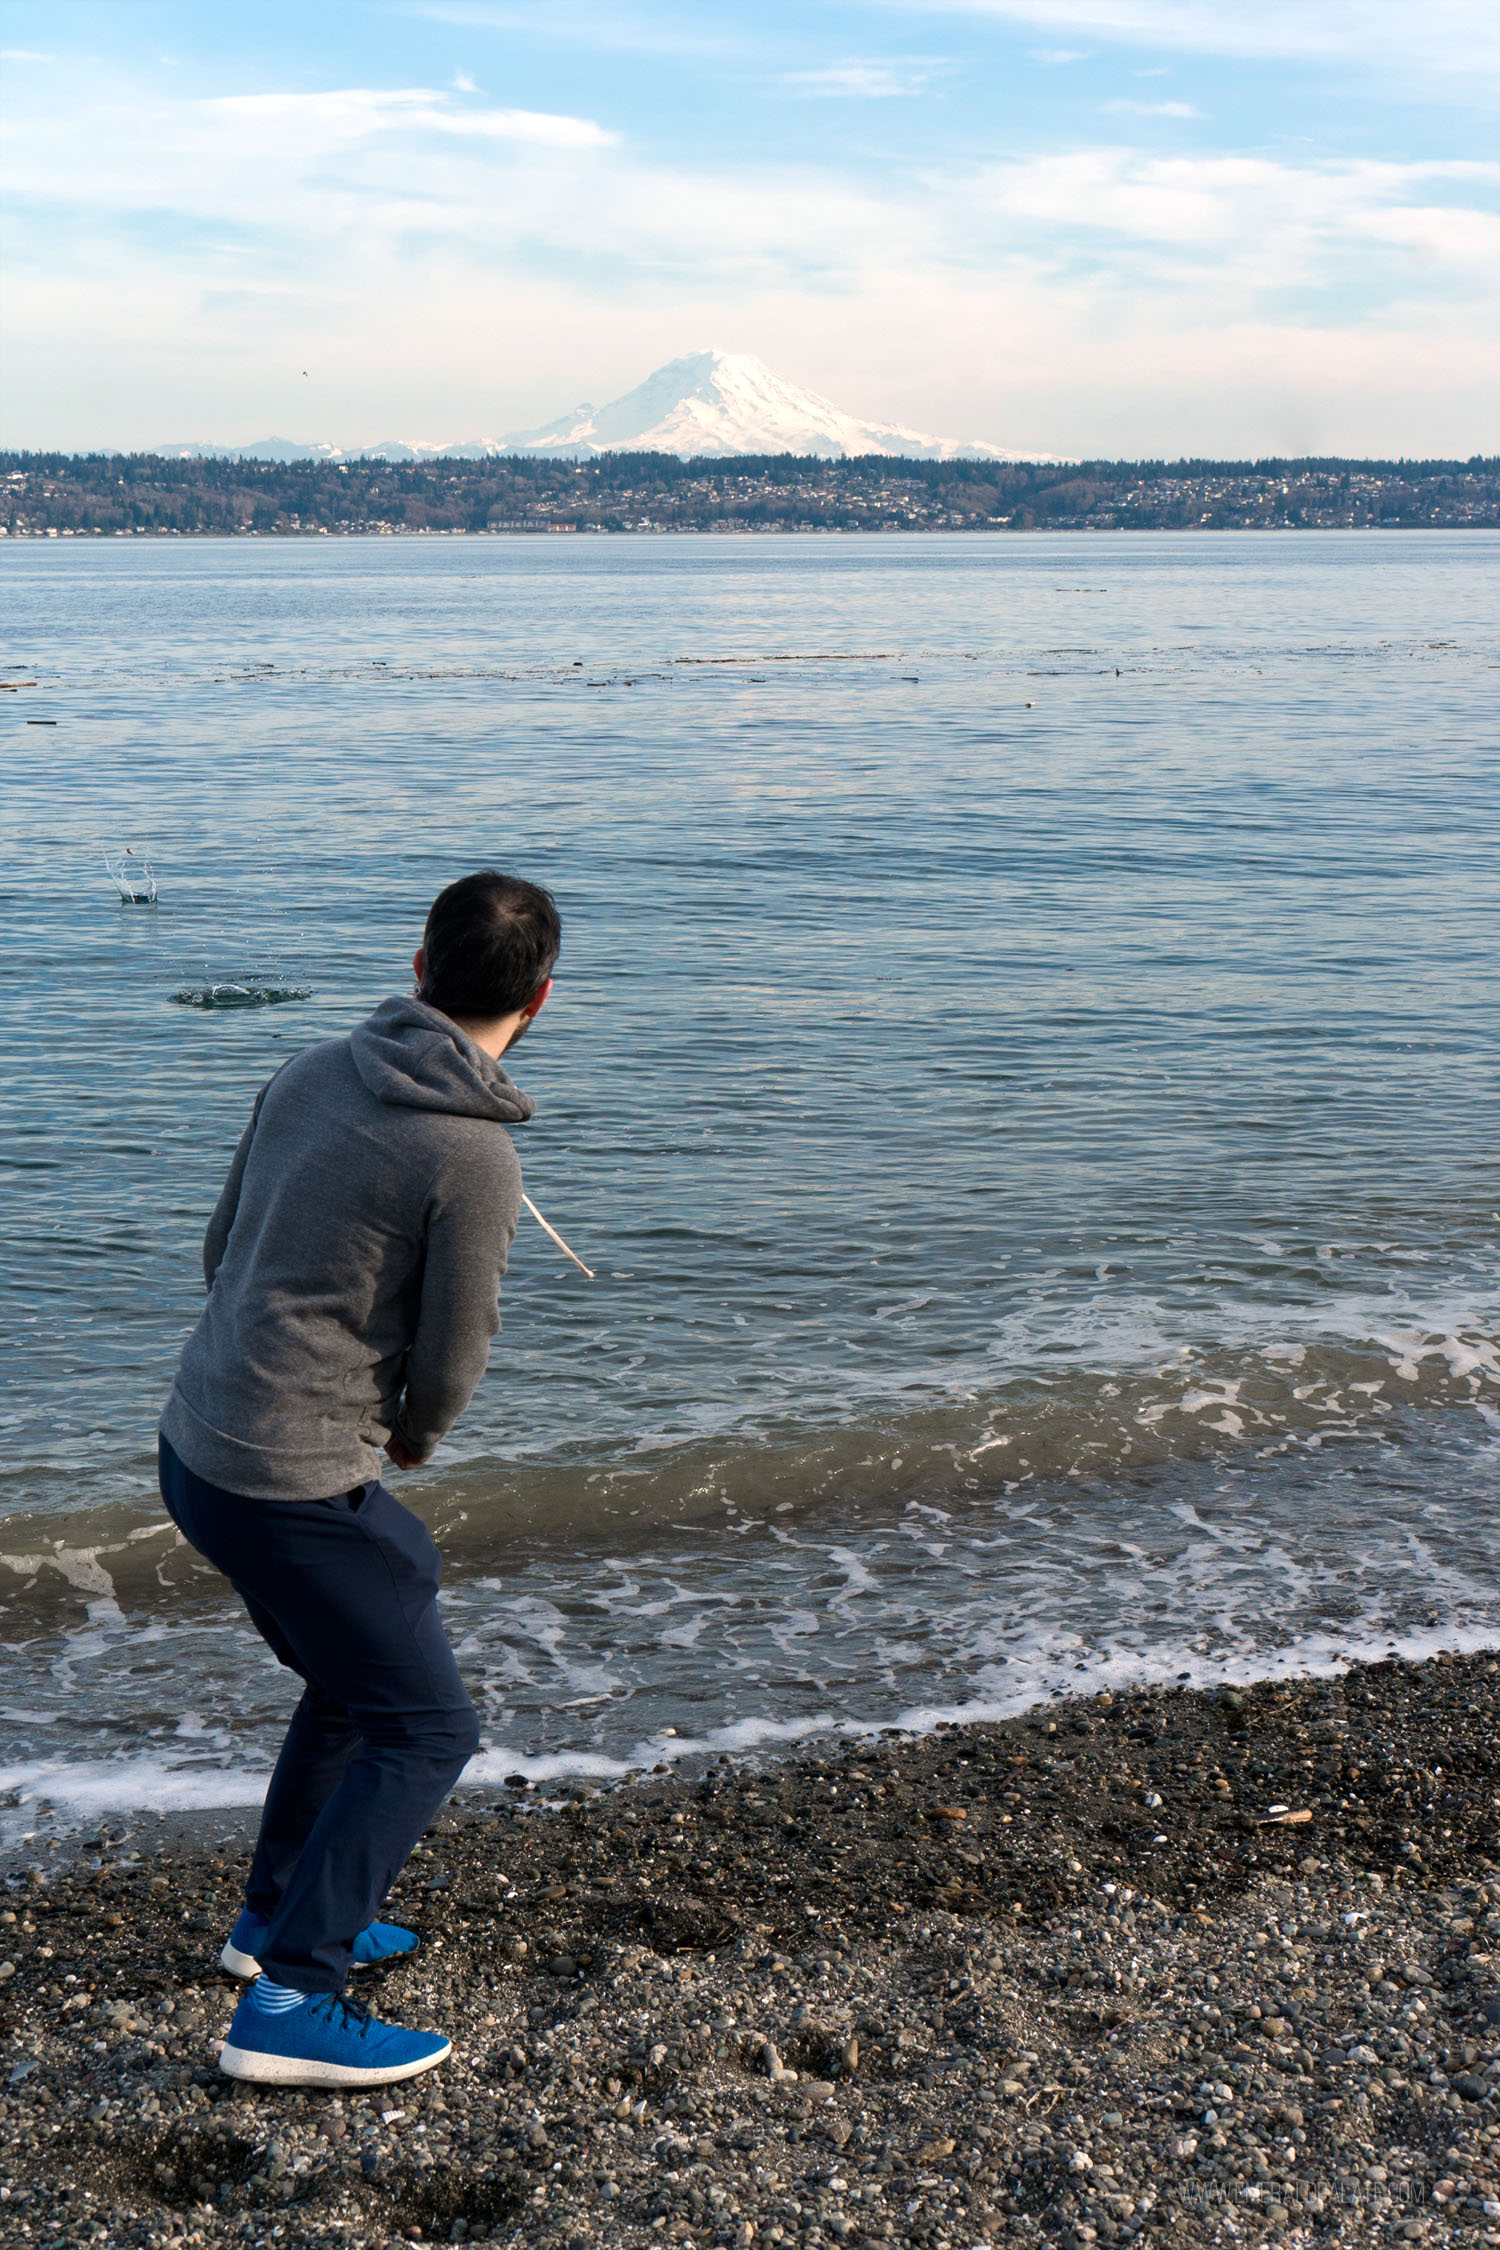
xmin=2 ymin=1651 xmax=1498 ymax=2247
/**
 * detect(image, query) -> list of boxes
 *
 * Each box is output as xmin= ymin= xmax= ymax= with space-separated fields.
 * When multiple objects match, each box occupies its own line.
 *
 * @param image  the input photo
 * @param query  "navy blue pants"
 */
xmin=158 ymin=1436 xmax=480 ymax=1993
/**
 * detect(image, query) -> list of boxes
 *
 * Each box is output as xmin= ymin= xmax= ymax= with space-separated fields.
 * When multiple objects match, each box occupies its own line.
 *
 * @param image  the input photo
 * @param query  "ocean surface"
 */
xmin=2 ymin=529 xmax=1497 ymax=1847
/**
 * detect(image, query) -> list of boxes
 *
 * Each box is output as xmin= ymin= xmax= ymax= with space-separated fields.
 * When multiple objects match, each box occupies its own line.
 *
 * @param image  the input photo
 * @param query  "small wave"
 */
xmin=4 ymin=1415 xmax=1499 ymax=1845
xmin=420 ymin=1317 xmax=1500 ymax=1549
xmin=2 ymin=1318 xmax=1497 ymax=1614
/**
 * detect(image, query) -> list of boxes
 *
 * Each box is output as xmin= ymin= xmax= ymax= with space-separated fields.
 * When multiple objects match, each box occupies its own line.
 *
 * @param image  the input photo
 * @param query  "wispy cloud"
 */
xmin=0 ymin=49 xmax=54 ymax=63
xmin=783 ymin=57 xmax=954 ymax=98
xmin=972 ymin=150 xmax=1499 ymax=282
xmin=899 ymin=0 xmax=1497 ymax=87
xmin=204 ymin=87 xmax=615 ymax=148
xmin=400 ymin=2 xmax=746 ymax=61
xmin=1 ymin=44 xmax=1494 ymax=457
xmin=7 ymin=76 xmax=1490 ymax=300
xmin=1105 ymin=98 xmax=1201 ymax=117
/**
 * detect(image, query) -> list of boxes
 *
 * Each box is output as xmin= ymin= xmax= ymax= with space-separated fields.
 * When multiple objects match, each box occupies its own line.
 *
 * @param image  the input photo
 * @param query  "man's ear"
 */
xmin=412 ymin=947 xmax=425 ymax=989
xmin=521 ymin=975 xmax=554 ymax=1023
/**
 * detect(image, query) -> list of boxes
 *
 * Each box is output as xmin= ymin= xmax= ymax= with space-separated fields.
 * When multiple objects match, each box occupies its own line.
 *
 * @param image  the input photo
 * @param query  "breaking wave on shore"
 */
xmin=2 ymin=1374 xmax=1497 ymax=1849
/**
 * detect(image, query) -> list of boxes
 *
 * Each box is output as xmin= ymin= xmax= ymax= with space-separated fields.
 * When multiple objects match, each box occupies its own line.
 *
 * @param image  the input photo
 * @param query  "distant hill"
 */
xmin=156 ymin=349 xmax=1053 ymax=465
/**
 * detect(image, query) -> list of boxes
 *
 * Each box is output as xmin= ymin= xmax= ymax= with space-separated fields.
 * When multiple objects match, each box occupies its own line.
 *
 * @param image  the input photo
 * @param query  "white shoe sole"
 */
xmin=220 ymin=1938 xmax=406 ymax=1979
xmin=218 ymin=2035 xmax=450 ymax=2088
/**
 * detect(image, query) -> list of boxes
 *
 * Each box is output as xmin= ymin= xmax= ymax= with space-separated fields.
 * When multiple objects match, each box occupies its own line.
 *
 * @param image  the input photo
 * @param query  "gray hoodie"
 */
xmin=161 ymin=996 xmax=533 ymax=1500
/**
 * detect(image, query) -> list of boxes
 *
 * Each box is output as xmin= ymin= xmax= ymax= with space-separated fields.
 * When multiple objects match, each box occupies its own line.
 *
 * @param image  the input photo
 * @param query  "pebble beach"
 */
xmin=2 ymin=1650 xmax=1498 ymax=2249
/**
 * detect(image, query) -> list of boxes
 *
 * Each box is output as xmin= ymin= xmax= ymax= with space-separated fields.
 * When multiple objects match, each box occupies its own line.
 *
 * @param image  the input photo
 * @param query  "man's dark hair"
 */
xmin=420 ymin=870 xmax=561 ymax=1022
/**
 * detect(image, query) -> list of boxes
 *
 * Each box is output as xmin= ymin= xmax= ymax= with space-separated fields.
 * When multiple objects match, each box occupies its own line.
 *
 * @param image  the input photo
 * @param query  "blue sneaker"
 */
xmin=219 ymin=1980 xmax=450 ymax=2087
xmin=220 ymin=1907 xmax=419 ymax=1979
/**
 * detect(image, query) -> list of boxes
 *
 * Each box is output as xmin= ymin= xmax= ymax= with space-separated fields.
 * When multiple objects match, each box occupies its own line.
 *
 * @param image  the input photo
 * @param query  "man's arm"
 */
xmin=202 ymin=1084 xmax=270 ymax=1289
xmin=393 ymin=1147 xmax=520 ymax=1463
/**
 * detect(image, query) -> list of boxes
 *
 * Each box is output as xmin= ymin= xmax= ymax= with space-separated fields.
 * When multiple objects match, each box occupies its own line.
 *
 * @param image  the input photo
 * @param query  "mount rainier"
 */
xmin=161 ymin=351 xmax=1049 ymax=465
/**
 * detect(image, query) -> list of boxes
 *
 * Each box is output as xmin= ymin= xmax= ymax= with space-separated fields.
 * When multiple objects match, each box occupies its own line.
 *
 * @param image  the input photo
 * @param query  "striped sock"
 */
xmin=247 ymin=1976 xmax=309 ymax=2014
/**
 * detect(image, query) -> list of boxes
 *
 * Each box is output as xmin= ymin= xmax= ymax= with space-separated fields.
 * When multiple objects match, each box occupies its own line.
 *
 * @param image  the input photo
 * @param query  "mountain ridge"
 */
xmin=159 ymin=349 xmax=1054 ymax=465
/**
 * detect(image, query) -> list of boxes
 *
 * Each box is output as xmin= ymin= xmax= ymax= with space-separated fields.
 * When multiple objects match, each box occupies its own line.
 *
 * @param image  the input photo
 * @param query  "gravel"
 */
xmin=2 ymin=1649 xmax=1499 ymax=2248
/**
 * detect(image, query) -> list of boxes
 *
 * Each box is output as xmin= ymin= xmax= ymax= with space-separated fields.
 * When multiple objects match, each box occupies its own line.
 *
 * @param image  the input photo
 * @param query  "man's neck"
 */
xmin=450 ymin=1011 xmax=526 ymax=1061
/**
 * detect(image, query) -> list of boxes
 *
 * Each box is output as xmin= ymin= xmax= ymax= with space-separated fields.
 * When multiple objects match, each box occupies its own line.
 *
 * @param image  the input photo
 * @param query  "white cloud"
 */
xmin=402 ymin=2 xmax=747 ymax=62
xmin=901 ymin=0 xmax=1497 ymax=87
xmin=1 ymin=70 xmax=1494 ymax=456
xmin=783 ymin=57 xmax=953 ymax=98
xmin=6 ymin=78 xmax=1492 ymax=298
xmin=970 ymin=149 xmax=1499 ymax=280
xmin=205 ymin=87 xmax=615 ymax=148
xmin=0 ymin=48 xmax=53 ymax=62
xmin=1104 ymin=98 xmax=1200 ymax=116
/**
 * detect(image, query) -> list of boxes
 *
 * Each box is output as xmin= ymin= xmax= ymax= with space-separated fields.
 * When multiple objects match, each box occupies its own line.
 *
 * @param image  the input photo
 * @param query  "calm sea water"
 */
xmin=2 ymin=531 xmax=1497 ymax=1842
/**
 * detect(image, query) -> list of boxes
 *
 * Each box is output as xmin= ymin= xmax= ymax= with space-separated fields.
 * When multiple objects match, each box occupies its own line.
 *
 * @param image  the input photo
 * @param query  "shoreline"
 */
xmin=2 ymin=1650 xmax=1498 ymax=2246
xmin=8 ymin=1623 xmax=1499 ymax=1883
xmin=7 ymin=524 xmax=1496 ymax=539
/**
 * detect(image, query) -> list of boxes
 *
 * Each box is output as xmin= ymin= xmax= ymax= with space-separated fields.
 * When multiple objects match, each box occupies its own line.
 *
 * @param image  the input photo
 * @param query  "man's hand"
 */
xmin=384 ymin=1432 xmax=430 ymax=1472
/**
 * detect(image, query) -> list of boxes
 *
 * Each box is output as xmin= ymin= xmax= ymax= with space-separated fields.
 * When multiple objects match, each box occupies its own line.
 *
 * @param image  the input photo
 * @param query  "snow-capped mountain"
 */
xmin=156 ymin=436 xmax=493 ymax=463
xmin=158 ymin=350 xmax=1050 ymax=464
xmin=500 ymin=350 xmax=1042 ymax=461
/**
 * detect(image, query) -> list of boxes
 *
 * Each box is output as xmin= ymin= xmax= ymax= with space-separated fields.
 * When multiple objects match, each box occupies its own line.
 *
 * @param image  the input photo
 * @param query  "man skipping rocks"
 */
xmin=159 ymin=870 xmax=559 ymax=2087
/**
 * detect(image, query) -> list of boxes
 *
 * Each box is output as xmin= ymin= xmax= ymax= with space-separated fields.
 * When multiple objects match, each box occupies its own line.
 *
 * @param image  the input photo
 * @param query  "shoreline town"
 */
xmin=4 ymin=454 xmax=1497 ymax=539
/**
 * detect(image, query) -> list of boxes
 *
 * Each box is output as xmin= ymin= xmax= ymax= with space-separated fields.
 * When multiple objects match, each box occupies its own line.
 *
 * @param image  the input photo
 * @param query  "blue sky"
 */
xmin=2 ymin=0 xmax=1496 ymax=454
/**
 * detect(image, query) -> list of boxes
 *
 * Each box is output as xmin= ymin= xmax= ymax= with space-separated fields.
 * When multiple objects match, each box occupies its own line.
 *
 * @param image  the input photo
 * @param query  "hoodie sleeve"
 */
xmin=203 ymin=1082 xmax=271 ymax=1290
xmin=395 ymin=1136 xmax=522 ymax=1459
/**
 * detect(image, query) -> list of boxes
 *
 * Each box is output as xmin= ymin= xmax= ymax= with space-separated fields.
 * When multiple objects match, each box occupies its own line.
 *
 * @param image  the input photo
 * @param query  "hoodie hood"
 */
xmin=350 ymin=996 xmax=536 ymax=1124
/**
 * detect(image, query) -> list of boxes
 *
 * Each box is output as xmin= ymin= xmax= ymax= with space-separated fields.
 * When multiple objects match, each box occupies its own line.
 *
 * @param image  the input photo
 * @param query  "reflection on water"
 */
xmin=1 ymin=530 xmax=1497 ymax=1824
